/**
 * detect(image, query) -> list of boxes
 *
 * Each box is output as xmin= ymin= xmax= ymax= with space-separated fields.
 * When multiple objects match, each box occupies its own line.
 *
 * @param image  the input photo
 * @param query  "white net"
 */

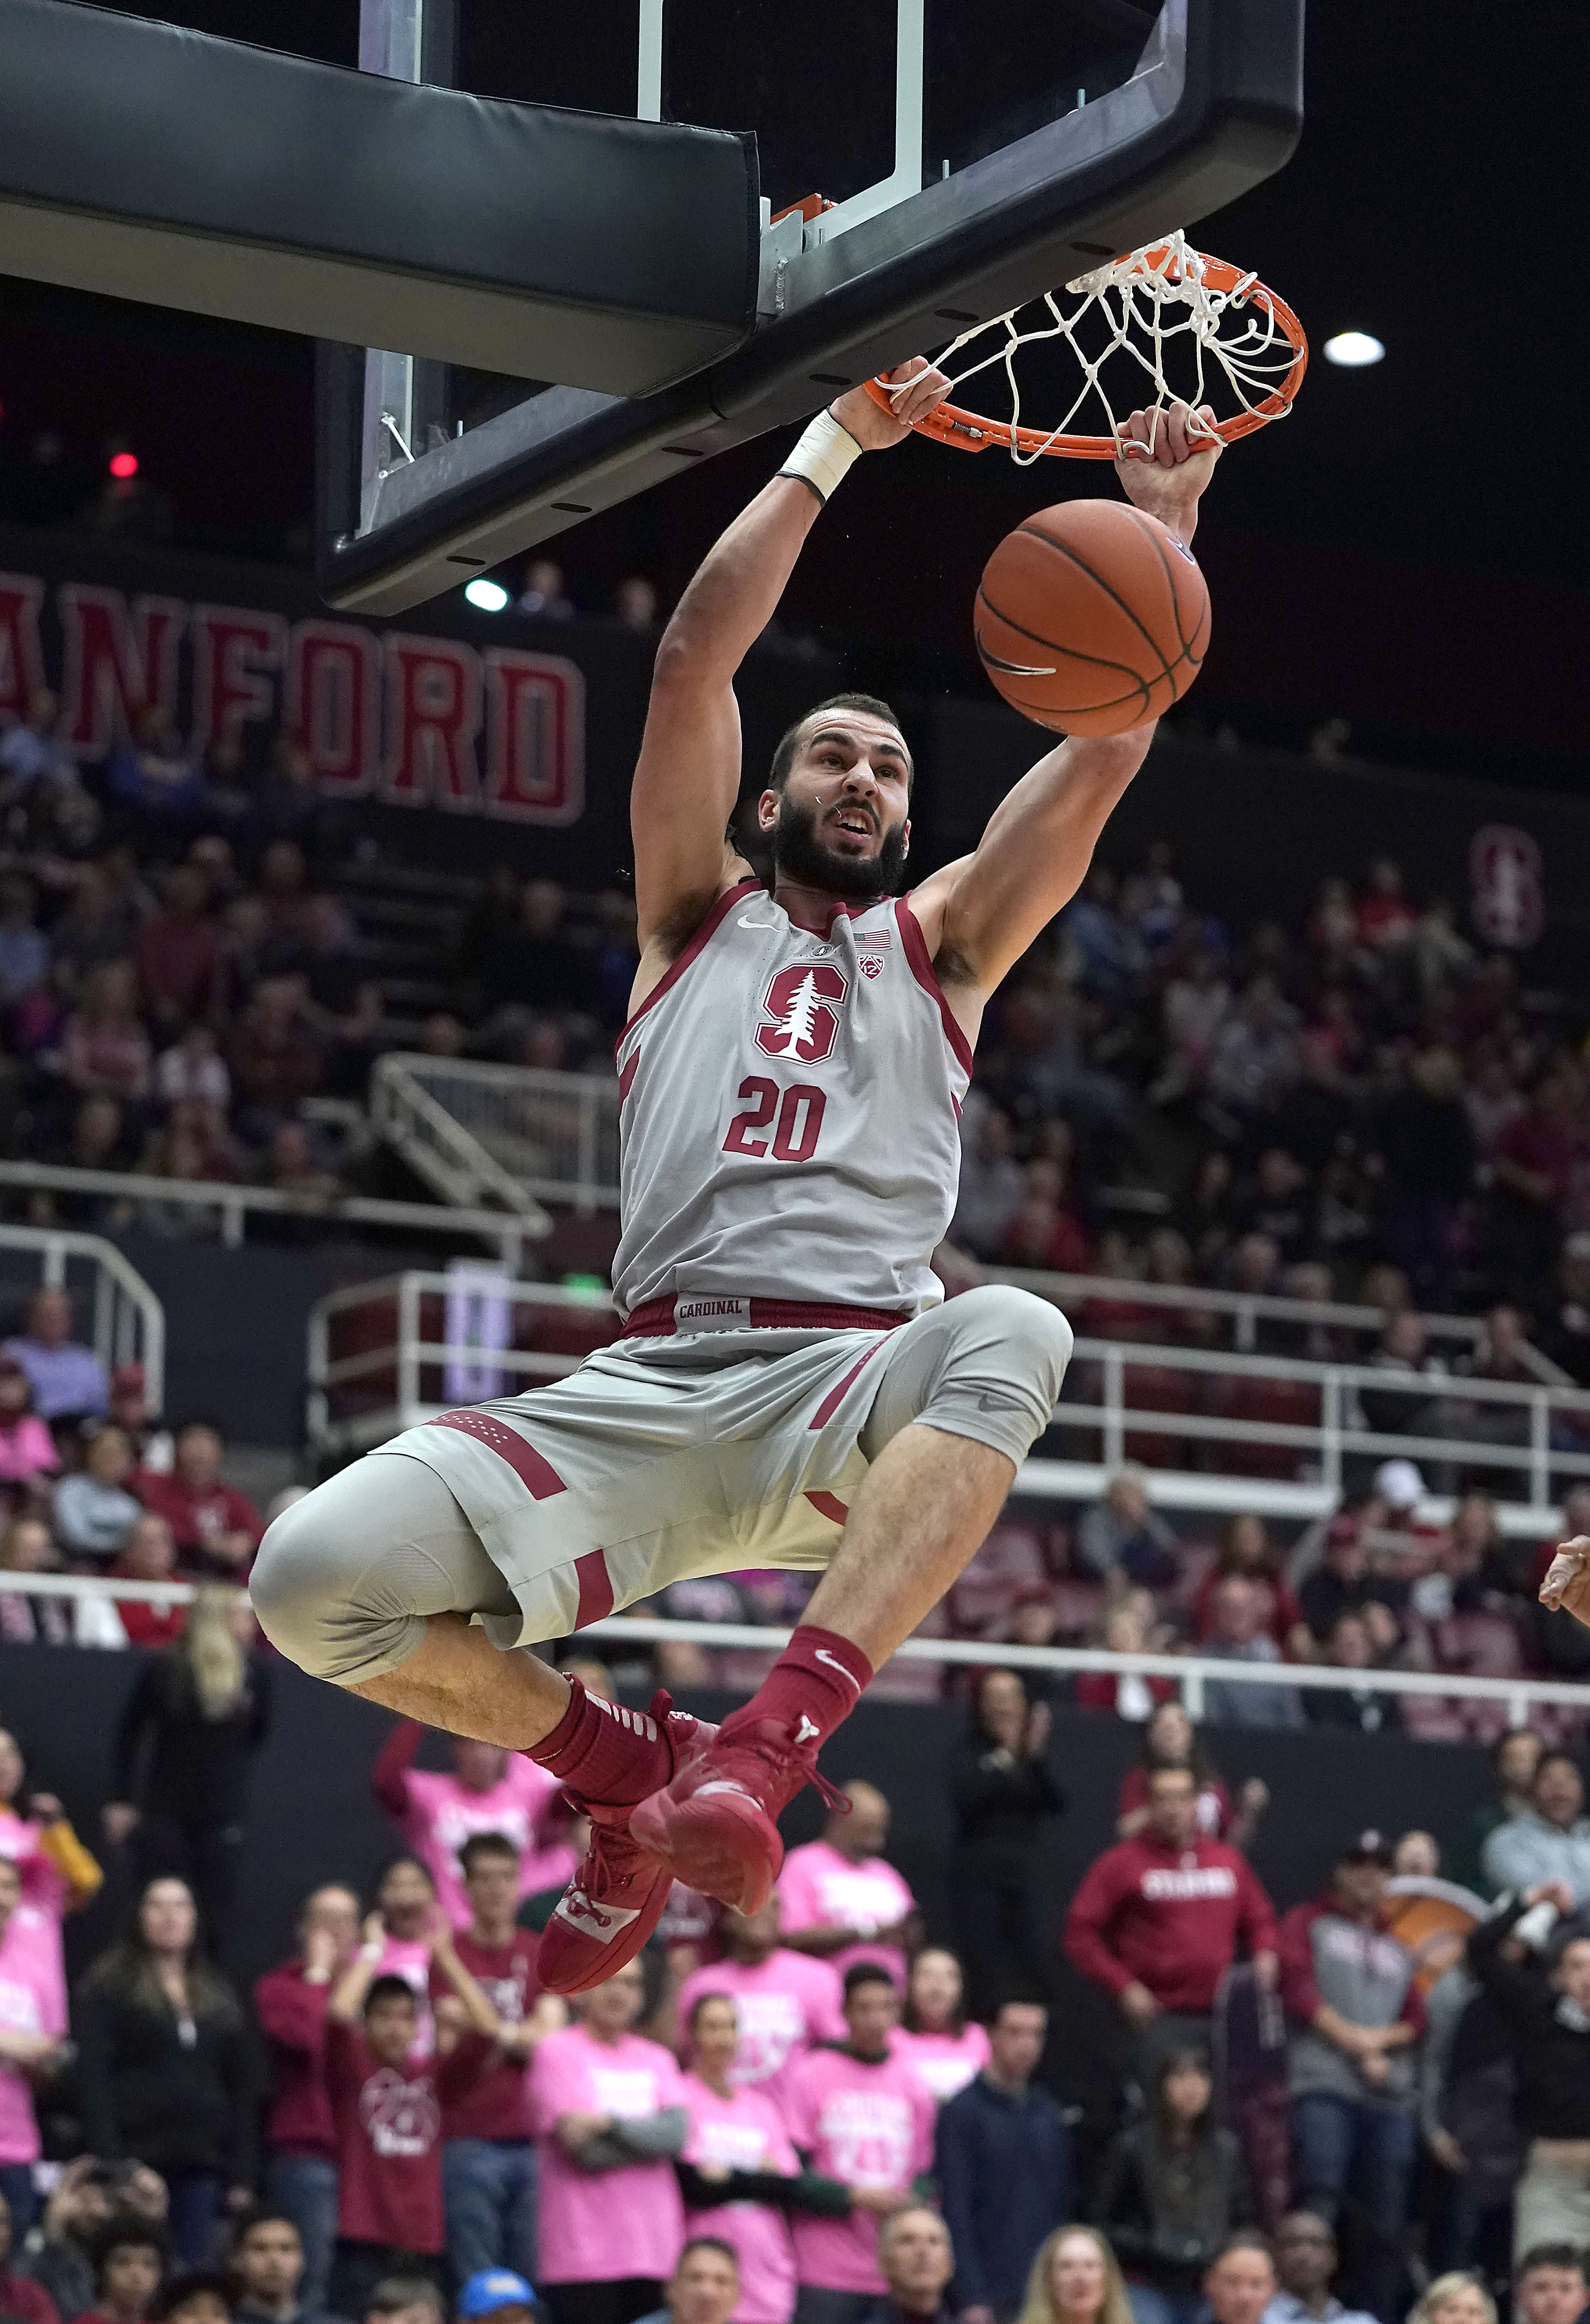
xmin=896 ymin=230 xmax=1304 ymax=460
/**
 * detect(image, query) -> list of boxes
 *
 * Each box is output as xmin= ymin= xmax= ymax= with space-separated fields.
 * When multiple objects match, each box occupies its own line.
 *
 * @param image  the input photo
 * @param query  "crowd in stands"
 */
xmin=948 ymin=842 xmax=1590 ymax=1367
xmin=0 ymin=1283 xmax=266 ymax=1656
xmin=0 ymin=1633 xmax=1582 ymax=2324
xmin=643 ymin=1456 xmax=1590 ymax=1729
xmin=7 ymin=635 xmax=1590 ymax=1355
xmin=6 ymin=1267 xmax=1588 ymax=1743
xmin=0 ymin=682 xmax=651 ymax=1236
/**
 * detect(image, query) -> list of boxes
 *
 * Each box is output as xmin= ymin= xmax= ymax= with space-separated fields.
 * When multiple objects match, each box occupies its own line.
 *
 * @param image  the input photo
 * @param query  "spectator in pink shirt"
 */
xmin=370 ymin=1722 xmax=564 ymax=1931
xmin=254 ymin=1883 xmax=363 ymax=2311
xmin=778 ymin=1787 xmax=919 ymax=1991
xmin=0 ymin=1730 xmax=103 ymax=1979
xmin=892 ymin=1952 xmax=989 ymax=2106
xmin=675 ymin=1901 xmax=844 ymax=2104
xmin=679 ymin=1994 xmax=847 ymax=2324
xmin=528 ymin=1960 xmax=688 ymax=2324
xmin=0 ymin=1855 xmax=67 ymax=2229
xmin=0 ymin=1363 xmax=58 ymax=1517
xmin=783 ymin=1965 xmax=937 ymax=2324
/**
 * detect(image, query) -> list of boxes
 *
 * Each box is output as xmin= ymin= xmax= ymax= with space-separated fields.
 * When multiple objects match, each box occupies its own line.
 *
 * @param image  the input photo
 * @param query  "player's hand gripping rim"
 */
xmin=833 ymin=358 xmax=953 ymax=452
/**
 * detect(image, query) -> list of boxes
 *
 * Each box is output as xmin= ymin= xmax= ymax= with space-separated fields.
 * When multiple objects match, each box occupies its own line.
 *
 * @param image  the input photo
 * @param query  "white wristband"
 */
xmin=779 ymin=409 xmax=863 ymax=504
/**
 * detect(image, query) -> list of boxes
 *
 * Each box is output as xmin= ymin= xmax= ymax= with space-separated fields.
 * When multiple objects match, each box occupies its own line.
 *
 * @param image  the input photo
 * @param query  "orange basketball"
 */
xmin=975 ymin=498 xmax=1211 ymax=736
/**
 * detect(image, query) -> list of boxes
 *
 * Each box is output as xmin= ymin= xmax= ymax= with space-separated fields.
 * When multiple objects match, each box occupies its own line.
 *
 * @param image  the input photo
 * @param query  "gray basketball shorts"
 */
xmin=250 ymin=1281 xmax=1072 ymax=1686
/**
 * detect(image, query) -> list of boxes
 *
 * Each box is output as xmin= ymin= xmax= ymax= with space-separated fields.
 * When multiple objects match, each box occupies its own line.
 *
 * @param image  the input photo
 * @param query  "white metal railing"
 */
xmin=0 ymin=1159 xmax=550 ymax=1263
xmin=307 ymin=1271 xmax=617 ymax=1455
xmin=571 ymin=1615 xmax=1589 ymax=1729
xmin=0 ymin=1225 xmax=164 ymax=1412
xmin=371 ymin=1055 xmax=619 ymax=1215
xmin=998 ymin=1264 xmax=1563 ymax=1379
xmin=1 ymin=1572 xmax=201 ymax=1606
xmin=303 ymin=1275 xmax=1590 ymax=1534
xmin=0 ymin=1580 xmax=1580 ymax=1729
xmin=1055 ymin=1335 xmax=1590 ymax=1511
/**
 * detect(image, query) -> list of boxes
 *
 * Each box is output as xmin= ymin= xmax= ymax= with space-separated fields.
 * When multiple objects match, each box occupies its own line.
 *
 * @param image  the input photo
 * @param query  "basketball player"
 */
xmin=251 ymin=360 xmax=1222 ymax=1996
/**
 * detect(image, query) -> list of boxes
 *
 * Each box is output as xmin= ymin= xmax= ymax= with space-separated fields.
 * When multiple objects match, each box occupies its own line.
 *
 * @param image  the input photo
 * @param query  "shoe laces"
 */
xmin=718 ymin=1714 xmax=851 ymax=1815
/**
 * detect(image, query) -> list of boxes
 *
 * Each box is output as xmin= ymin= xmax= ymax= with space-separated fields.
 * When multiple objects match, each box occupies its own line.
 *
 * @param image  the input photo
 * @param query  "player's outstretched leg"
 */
xmin=633 ymin=1420 xmax=1013 ymax=1908
xmin=250 ymin=1455 xmax=712 ymax=1994
xmin=632 ymin=1283 xmax=1073 ymax=1909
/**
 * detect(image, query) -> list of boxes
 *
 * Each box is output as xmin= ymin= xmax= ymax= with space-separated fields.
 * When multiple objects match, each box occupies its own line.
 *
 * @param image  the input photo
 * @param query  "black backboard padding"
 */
xmin=0 ymin=0 xmax=758 ymax=399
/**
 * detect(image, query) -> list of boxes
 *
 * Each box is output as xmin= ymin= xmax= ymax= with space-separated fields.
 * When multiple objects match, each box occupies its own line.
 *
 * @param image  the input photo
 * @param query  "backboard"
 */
xmin=316 ymin=0 xmax=1303 ymax=615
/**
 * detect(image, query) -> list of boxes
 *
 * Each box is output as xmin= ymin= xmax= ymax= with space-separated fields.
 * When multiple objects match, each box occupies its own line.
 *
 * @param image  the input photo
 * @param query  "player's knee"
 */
xmin=249 ymin=1492 xmax=346 ymax=1676
xmin=958 ymin=1281 xmax=1074 ymax=1397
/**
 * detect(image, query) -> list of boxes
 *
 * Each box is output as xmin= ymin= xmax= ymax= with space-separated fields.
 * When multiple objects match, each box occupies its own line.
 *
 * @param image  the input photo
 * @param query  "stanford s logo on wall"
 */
xmin=1470 ymin=824 xmax=1543 ymax=949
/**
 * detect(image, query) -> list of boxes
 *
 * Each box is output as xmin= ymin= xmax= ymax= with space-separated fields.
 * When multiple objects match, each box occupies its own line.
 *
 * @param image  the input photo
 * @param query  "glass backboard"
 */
xmin=316 ymin=0 xmax=1302 ymax=615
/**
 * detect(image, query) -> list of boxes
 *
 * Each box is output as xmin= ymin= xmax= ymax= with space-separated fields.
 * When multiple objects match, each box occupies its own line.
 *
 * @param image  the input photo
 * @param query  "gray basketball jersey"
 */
xmin=612 ymin=879 xmax=973 ymax=1319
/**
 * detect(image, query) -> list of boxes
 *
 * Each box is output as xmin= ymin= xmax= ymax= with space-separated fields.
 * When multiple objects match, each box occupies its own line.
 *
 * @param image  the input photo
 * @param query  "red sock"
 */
xmin=721 ymin=1625 xmax=874 ymax=1750
xmin=527 ymin=1678 xmax=672 ymax=1806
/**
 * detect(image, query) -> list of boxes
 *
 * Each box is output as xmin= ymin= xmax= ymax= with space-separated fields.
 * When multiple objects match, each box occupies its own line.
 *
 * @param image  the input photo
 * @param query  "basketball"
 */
xmin=974 ymin=498 xmax=1212 ymax=737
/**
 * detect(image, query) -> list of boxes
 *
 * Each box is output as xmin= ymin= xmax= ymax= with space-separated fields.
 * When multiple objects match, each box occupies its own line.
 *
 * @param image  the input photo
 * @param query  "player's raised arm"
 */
xmin=919 ymin=400 xmax=1221 ymax=1001
xmin=630 ymin=360 xmax=950 ymax=949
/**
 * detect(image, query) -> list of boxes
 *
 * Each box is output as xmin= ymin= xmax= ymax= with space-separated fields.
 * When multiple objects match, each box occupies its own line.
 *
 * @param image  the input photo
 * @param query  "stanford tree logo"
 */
xmin=755 ymin=962 xmax=850 ymax=1064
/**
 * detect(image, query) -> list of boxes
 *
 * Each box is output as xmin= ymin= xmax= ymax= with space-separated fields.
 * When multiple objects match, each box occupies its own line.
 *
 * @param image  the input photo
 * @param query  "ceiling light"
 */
xmin=464 ymin=577 xmax=510 ymax=613
xmin=1323 ymin=331 xmax=1384 ymax=368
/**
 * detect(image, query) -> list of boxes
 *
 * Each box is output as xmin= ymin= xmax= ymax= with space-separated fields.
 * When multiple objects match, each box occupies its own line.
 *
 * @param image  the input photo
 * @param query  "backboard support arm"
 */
xmin=358 ymin=0 xmax=461 ymax=528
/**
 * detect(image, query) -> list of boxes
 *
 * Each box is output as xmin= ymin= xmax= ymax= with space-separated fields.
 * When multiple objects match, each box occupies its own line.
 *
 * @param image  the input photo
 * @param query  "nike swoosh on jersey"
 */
xmin=737 ymin=913 xmax=782 ymax=929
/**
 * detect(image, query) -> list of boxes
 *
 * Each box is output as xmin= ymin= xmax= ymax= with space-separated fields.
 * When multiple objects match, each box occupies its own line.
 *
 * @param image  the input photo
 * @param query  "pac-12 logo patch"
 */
xmin=756 ymin=962 xmax=850 ymax=1063
xmin=859 ymin=953 xmax=884 ymax=980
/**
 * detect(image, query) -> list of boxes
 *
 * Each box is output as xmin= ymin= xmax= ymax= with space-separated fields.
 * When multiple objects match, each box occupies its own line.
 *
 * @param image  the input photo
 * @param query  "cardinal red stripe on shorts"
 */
xmin=574 ymin=1550 xmax=614 ymax=1628
xmin=425 ymin=1409 xmax=566 ymax=1498
xmin=811 ymin=1337 xmax=889 ymax=1429
xmin=804 ymin=1491 xmax=850 ymax=1525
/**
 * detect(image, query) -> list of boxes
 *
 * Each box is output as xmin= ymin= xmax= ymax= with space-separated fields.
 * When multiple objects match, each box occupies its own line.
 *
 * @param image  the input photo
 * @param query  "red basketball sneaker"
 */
xmin=628 ymin=1715 xmax=846 ymax=1915
xmin=538 ymin=1692 xmax=716 ymax=1995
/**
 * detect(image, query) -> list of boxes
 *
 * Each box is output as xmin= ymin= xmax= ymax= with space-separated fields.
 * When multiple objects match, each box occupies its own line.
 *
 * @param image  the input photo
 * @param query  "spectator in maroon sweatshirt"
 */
xmin=435 ymin=1832 xmax=564 ymax=2288
xmin=135 ymin=869 xmax=224 ymax=1039
xmin=324 ymin=1910 xmax=502 ymax=2322
xmin=254 ymin=1885 xmax=362 ymax=2312
xmin=134 ymin=1424 xmax=262 ymax=1583
xmin=0 ymin=2185 xmax=61 ymax=2324
xmin=1064 ymin=1764 xmax=1278 ymax=2075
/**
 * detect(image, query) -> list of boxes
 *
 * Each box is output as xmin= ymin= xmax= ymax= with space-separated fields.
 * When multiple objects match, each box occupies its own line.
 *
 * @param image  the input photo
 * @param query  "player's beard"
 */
xmin=773 ymin=792 xmax=908 ymax=901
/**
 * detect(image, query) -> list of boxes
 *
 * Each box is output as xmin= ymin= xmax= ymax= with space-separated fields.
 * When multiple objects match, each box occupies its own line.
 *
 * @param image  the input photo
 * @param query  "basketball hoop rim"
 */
xmin=864 ymin=246 xmax=1309 ymax=459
